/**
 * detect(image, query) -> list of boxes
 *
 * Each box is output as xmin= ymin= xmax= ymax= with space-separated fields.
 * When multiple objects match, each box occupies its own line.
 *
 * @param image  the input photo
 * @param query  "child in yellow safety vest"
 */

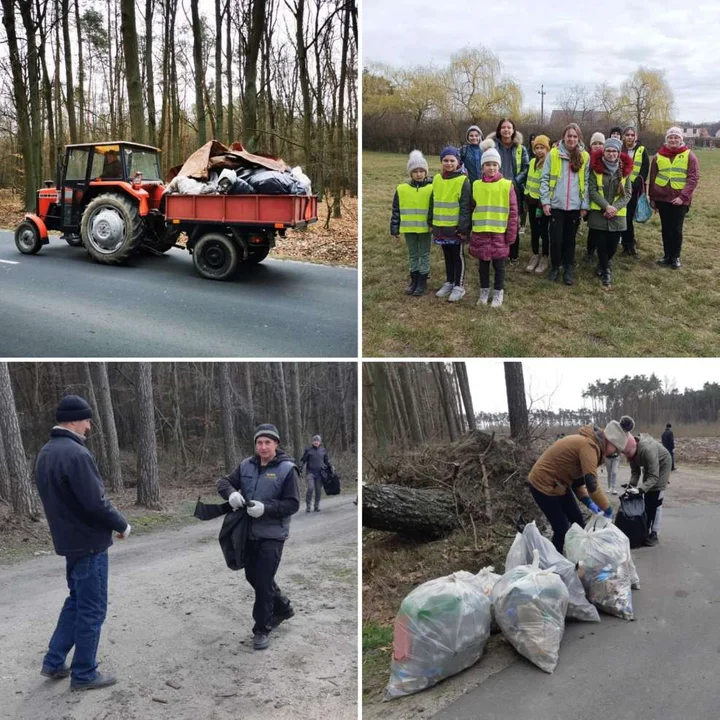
xmin=619 ymin=124 xmax=649 ymax=258
xmin=390 ymin=150 xmax=434 ymax=296
xmin=583 ymin=132 xmax=606 ymax=265
xmin=431 ymin=147 xmax=472 ymax=303
xmin=649 ymin=126 xmax=700 ymax=269
xmin=524 ymin=135 xmax=551 ymax=276
xmin=468 ymin=147 xmax=519 ymax=308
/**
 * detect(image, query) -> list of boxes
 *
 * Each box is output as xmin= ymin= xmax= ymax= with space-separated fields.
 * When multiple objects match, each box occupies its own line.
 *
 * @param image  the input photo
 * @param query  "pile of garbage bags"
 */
xmin=385 ymin=571 xmax=492 ymax=699
xmin=492 ymin=549 xmax=569 ymax=673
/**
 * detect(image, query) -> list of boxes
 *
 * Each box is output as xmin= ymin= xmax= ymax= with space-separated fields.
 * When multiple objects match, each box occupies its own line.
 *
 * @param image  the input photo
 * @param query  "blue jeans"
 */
xmin=44 ymin=551 xmax=109 ymax=682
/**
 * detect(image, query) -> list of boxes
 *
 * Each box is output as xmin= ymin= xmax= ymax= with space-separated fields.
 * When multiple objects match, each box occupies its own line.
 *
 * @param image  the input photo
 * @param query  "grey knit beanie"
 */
xmin=312 ymin=435 xmax=322 ymax=443
xmin=407 ymin=150 xmax=428 ymax=174
xmin=604 ymin=138 xmax=622 ymax=153
xmin=466 ymin=125 xmax=483 ymax=142
xmin=254 ymin=423 xmax=280 ymax=443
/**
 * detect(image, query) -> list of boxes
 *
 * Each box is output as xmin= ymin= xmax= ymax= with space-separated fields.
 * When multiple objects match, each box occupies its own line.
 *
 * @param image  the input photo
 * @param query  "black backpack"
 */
xmin=615 ymin=490 xmax=647 ymax=548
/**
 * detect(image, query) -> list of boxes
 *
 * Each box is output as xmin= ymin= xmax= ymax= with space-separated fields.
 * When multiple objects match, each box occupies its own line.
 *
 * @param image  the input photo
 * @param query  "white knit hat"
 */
xmin=604 ymin=420 xmax=628 ymax=452
xmin=481 ymin=148 xmax=501 ymax=166
xmin=407 ymin=150 xmax=428 ymax=173
xmin=590 ymin=132 xmax=605 ymax=146
xmin=665 ymin=126 xmax=683 ymax=141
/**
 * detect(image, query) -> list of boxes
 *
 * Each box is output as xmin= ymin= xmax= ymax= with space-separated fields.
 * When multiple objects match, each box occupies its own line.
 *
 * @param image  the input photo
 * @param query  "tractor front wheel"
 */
xmin=14 ymin=221 xmax=42 ymax=254
xmin=193 ymin=233 xmax=239 ymax=280
xmin=80 ymin=193 xmax=144 ymax=264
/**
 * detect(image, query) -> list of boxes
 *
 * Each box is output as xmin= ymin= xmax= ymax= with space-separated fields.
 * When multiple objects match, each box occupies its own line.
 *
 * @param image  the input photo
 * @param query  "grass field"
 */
xmin=362 ymin=149 xmax=720 ymax=357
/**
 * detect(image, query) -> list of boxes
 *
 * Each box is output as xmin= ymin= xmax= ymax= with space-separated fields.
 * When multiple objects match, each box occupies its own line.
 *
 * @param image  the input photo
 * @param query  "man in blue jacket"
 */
xmin=216 ymin=423 xmax=300 ymax=650
xmin=35 ymin=395 xmax=130 ymax=691
xmin=300 ymin=434 xmax=332 ymax=512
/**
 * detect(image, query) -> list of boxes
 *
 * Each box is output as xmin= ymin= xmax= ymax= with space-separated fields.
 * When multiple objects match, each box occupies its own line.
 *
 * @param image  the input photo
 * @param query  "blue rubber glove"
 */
xmin=603 ymin=506 xmax=613 ymax=518
xmin=581 ymin=496 xmax=600 ymax=514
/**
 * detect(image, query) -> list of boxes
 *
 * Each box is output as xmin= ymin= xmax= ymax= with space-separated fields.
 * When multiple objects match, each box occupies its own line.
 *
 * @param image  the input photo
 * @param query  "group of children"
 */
xmin=390 ymin=118 xmax=685 ymax=304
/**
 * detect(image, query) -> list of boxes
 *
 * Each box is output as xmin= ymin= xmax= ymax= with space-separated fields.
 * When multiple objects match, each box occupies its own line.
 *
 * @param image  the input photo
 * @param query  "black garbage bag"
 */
xmin=615 ymin=489 xmax=647 ymax=548
xmin=193 ymin=497 xmax=249 ymax=570
xmin=229 ymin=177 xmax=255 ymax=195
xmin=321 ymin=467 xmax=341 ymax=496
xmin=244 ymin=169 xmax=307 ymax=195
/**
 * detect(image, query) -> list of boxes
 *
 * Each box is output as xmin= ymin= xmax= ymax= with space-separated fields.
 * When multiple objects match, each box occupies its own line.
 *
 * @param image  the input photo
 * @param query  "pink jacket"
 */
xmin=468 ymin=173 xmax=519 ymax=261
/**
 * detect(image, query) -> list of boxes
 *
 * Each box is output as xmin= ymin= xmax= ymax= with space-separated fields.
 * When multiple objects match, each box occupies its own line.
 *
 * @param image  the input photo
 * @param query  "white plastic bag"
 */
xmin=586 ymin=514 xmax=641 ymax=589
xmin=291 ymin=166 xmax=312 ymax=194
xmin=564 ymin=517 xmax=635 ymax=620
xmin=505 ymin=522 xmax=600 ymax=623
xmin=473 ymin=566 xmax=501 ymax=597
xmin=385 ymin=571 xmax=492 ymax=699
xmin=492 ymin=549 xmax=569 ymax=673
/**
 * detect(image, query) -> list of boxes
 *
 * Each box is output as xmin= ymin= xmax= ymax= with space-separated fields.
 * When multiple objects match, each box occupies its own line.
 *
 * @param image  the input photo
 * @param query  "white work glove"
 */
xmin=116 ymin=524 xmax=131 ymax=540
xmin=247 ymin=501 xmax=265 ymax=518
xmin=228 ymin=491 xmax=246 ymax=510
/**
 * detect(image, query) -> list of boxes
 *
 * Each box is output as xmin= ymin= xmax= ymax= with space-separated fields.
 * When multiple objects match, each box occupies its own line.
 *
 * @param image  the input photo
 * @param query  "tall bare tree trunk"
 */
xmin=93 ymin=362 xmax=123 ymax=492
xmin=121 ymin=0 xmax=144 ymax=142
xmin=243 ymin=364 xmax=255 ymax=428
xmin=276 ymin=364 xmax=290 ymax=447
xmin=0 ymin=433 xmax=12 ymax=503
xmin=144 ymin=0 xmax=156 ymax=145
xmin=218 ymin=362 xmax=237 ymax=473
xmin=225 ymin=0 xmax=234 ymax=142
xmin=136 ymin=363 xmax=162 ymax=508
xmin=433 ymin=364 xmax=459 ymax=441
xmin=398 ymin=363 xmax=423 ymax=445
xmin=332 ymin=0 xmax=350 ymax=218
xmin=61 ymin=0 xmax=78 ymax=142
xmin=287 ymin=363 xmax=303 ymax=463
xmin=170 ymin=363 xmax=189 ymax=473
xmin=82 ymin=363 xmax=107 ymax=478
xmin=190 ymin=0 xmax=206 ymax=145
xmin=214 ymin=0 xmax=223 ymax=141
xmin=504 ymin=362 xmax=528 ymax=440
xmin=242 ymin=0 xmax=265 ymax=150
xmin=454 ymin=362 xmax=476 ymax=430
xmin=0 ymin=363 xmax=40 ymax=517
xmin=74 ymin=0 xmax=85 ymax=140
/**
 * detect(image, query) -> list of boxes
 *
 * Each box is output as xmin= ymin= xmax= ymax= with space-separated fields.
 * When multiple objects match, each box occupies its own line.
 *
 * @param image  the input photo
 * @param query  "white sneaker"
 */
xmin=476 ymin=288 xmax=490 ymax=305
xmin=491 ymin=289 xmax=504 ymax=307
xmin=435 ymin=282 xmax=454 ymax=298
xmin=612 ymin=489 xmax=618 ymax=495
xmin=447 ymin=285 xmax=466 ymax=302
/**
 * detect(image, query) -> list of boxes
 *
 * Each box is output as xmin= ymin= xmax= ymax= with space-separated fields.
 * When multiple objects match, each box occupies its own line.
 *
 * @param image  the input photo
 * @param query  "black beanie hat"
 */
xmin=56 ymin=395 xmax=93 ymax=422
xmin=254 ymin=423 xmax=280 ymax=443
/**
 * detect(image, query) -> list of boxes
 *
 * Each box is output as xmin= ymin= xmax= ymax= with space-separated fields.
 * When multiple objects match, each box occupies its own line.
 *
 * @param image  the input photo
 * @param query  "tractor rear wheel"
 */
xmin=14 ymin=221 xmax=42 ymax=254
xmin=193 ymin=233 xmax=239 ymax=280
xmin=80 ymin=193 xmax=144 ymax=264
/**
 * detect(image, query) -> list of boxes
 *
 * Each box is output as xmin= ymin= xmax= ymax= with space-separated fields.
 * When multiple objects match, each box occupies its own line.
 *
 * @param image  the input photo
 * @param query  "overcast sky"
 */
xmin=464 ymin=359 xmax=720 ymax=413
xmin=362 ymin=0 xmax=720 ymax=123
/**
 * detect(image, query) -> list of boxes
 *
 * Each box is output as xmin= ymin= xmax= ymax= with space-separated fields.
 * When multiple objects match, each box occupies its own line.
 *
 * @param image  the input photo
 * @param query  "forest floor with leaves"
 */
xmin=0 ymin=493 xmax=358 ymax=720
xmin=362 ymin=148 xmax=720 ymax=356
xmin=0 ymin=190 xmax=357 ymax=267
xmin=361 ymin=434 xmax=720 ymax=716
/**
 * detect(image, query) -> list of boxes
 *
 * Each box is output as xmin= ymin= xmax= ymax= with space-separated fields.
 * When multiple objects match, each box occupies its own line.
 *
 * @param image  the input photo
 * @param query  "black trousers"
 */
xmin=549 ymin=209 xmax=581 ymax=269
xmin=479 ymin=258 xmax=506 ymax=290
xmin=441 ymin=243 xmax=465 ymax=286
xmin=529 ymin=208 xmax=550 ymax=256
xmin=244 ymin=538 xmax=291 ymax=635
xmin=622 ymin=191 xmax=639 ymax=251
xmin=528 ymin=483 xmax=584 ymax=553
xmin=595 ymin=230 xmax=622 ymax=271
xmin=644 ymin=490 xmax=663 ymax=536
xmin=587 ymin=226 xmax=597 ymax=255
xmin=657 ymin=201 xmax=688 ymax=259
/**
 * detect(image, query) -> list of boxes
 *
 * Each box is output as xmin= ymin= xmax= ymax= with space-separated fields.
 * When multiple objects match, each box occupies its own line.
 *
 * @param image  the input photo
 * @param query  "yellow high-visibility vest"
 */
xmin=629 ymin=145 xmax=645 ymax=183
xmin=589 ymin=172 xmax=627 ymax=216
xmin=432 ymin=175 xmax=466 ymax=227
xmin=654 ymin=151 xmax=689 ymax=190
xmin=525 ymin=158 xmax=543 ymax=199
xmin=547 ymin=147 xmax=589 ymax=199
xmin=397 ymin=183 xmax=432 ymax=233
xmin=471 ymin=178 xmax=512 ymax=233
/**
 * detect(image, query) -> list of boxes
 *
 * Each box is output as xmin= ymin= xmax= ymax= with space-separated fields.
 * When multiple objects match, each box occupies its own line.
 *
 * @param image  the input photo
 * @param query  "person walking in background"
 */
xmin=583 ymin=132 xmax=606 ymax=265
xmin=300 ymin=435 xmax=332 ymax=512
xmin=468 ymin=147 xmax=518 ymax=308
xmin=390 ymin=150 xmax=433 ymax=296
xmin=524 ymin=134 xmax=551 ymax=275
xmin=432 ymin=146 xmax=471 ymax=302
xmin=662 ymin=423 xmax=676 ymax=470
xmin=216 ymin=423 xmax=300 ymax=650
xmin=480 ymin=118 xmax=529 ymax=265
xmin=35 ymin=395 xmax=131 ymax=691
xmin=587 ymin=137 xmax=633 ymax=288
xmin=620 ymin=124 xmax=649 ymax=258
xmin=459 ymin=125 xmax=484 ymax=184
xmin=650 ymin=126 xmax=700 ymax=269
xmin=539 ymin=123 xmax=590 ymax=286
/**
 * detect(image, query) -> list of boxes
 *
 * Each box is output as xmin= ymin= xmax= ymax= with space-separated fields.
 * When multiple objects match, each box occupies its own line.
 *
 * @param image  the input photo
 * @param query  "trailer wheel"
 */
xmin=15 ymin=221 xmax=42 ymax=254
xmin=247 ymin=247 xmax=270 ymax=265
xmin=80 ymin=193 xmax=144 ymax=264
xmin=193 ymin=233 xmax=239 ymax=280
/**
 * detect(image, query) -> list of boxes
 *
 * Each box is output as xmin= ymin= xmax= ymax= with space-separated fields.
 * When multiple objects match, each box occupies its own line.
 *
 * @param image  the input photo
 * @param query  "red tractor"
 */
xmin=14 ymin=141 xmax=317 ymax=280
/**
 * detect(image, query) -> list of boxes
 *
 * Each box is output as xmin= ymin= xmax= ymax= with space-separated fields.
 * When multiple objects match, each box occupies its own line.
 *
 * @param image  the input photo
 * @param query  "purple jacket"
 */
xmin=468 ymin=174 xmax=519 ymax=261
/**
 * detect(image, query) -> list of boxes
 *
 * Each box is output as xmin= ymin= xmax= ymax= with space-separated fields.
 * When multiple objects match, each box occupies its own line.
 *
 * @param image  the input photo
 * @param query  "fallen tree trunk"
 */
xmin=362 ymin=484 xmax=460 ymax=539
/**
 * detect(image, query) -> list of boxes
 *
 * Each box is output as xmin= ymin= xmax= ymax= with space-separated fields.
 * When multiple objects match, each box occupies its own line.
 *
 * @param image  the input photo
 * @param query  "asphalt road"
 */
xmin=0 ymin=232 xmax=357 ymax=357
xmin=432 ymin=502 xmax=720 ymax=720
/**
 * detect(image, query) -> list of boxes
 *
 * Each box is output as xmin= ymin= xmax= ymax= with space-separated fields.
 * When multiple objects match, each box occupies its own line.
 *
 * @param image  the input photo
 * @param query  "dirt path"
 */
xmin=0 ymin=495 xmax=358 ymax=720
xmin=363 ymin=463 xmax=720 ymax=719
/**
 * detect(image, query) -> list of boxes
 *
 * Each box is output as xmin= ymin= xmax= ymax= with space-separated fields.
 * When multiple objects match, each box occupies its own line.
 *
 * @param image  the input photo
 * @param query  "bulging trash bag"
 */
xmin=291 ymin=166 xmax=312 ymax=194
xmin=492 ymin=549 xmax=569 ymax=673
xmin=229 ymin=178 xmax=255 ymax=195
xmin=217 ymin=168 xmax=238 ymax=194
xmin=615 ymin=488 xmax=647 ymax=549
xmin=474 ymin=566 xmax=501 ymax=598
xmin=504 ymin=522 xmax=599 ymax=623
xmin=564 ymin=516 xmax=636 ymax=620
xmin=245 ymin=169 xmax=307 ymax=195
xmin=385 ymin=571 xmax=492 ymax=699
xmin=586 ymin=514 xmax=641 ymax=590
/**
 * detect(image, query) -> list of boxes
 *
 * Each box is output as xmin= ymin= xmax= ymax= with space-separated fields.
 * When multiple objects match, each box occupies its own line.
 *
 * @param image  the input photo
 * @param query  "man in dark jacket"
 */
xmin=35 ymin=395 xmax=130 ymax=691
xmin=300 ymin=435 xmax=332 ymax=512
xmin=216 ymin=423 xmax=300 ymax=650
xmin=662 ymin=423 xmax=676 ymax=470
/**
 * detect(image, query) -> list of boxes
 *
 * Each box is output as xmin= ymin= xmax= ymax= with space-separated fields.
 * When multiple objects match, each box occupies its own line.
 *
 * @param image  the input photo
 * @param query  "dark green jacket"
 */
xmin=629 ymin=434 xmax=671 ymax=493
